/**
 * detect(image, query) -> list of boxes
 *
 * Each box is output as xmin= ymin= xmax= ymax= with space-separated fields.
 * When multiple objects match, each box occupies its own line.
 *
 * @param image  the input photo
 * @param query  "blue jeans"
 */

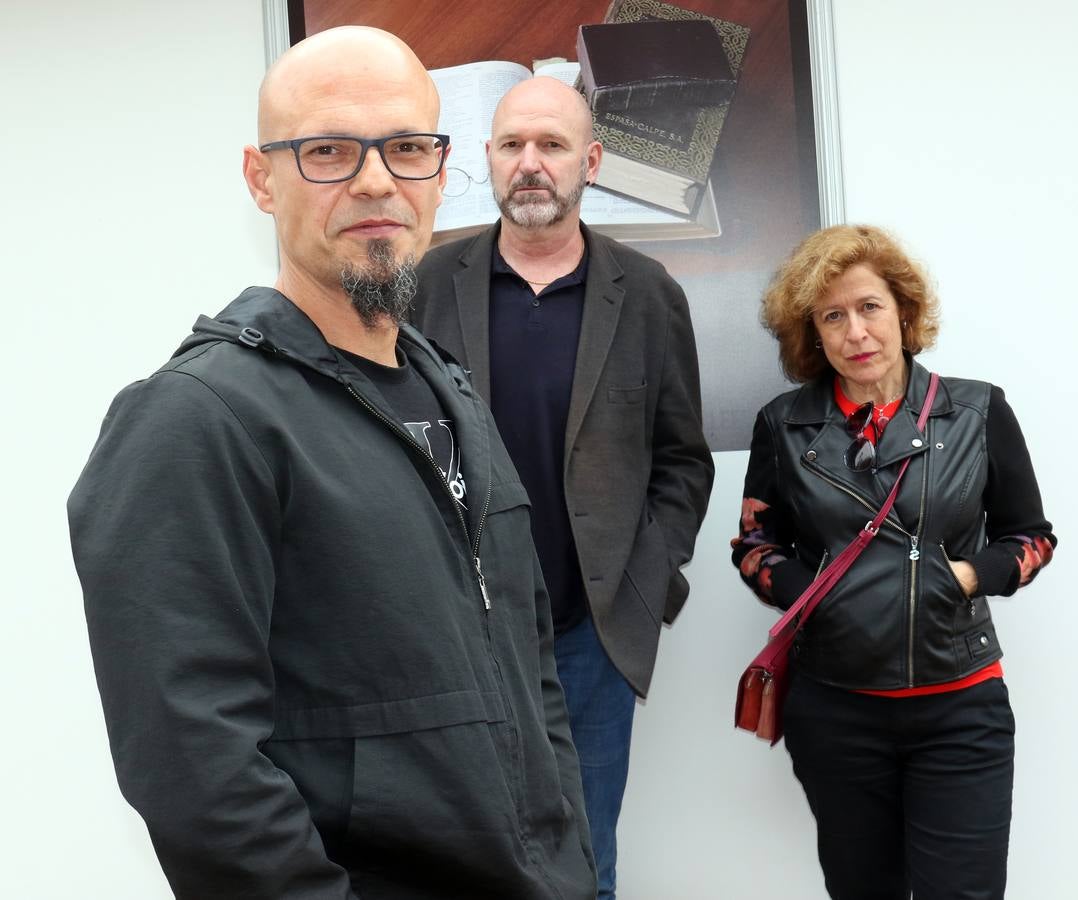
xmin=554 ymin=615 xmax=636 ymax=900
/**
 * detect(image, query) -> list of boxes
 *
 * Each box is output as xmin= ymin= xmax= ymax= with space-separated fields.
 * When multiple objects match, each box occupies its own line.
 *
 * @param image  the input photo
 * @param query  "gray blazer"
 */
xmin=412 ymin=223 xmax=714 ymax=696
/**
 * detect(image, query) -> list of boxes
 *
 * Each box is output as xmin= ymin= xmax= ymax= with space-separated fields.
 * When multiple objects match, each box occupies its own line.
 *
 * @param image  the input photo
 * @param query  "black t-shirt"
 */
xmin=336 ymin=346 xmax=467 ymax=515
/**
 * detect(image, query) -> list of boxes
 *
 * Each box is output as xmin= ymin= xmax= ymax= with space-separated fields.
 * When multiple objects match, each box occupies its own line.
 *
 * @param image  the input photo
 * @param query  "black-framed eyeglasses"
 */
xmin=844 ymin=401 xmax=877 ymax=471
xmin=258 ymin=133 xmax=450 ymax=184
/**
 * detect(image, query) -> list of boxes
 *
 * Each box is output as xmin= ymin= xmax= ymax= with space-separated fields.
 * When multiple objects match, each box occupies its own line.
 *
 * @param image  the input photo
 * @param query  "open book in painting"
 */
xmin=428 ymin=59 xmax=719 ymax=245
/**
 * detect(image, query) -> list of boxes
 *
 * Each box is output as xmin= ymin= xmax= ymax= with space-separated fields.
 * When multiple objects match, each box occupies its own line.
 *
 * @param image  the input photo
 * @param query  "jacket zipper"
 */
xmin=243 ymin=336 xmax=497 ymax=608
xmin=345 ymin=374 xmax=528 ymax=841
xmin=805 ymin=454 xmax=927 ymax=686
xmin=904 ymin=424 xmax=931 ymax=686
xmin=807 ymin=466 xmax=910 ymax=539
xmin=344 ymin=383 xmax=494 ymax=610
xmin=813 ymin=549 xmax=831 ymax=579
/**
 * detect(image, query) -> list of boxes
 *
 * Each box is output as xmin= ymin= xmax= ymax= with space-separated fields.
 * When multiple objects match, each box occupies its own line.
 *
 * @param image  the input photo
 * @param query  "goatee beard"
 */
xmin=340 ymin=239 xmax=418 ymax=328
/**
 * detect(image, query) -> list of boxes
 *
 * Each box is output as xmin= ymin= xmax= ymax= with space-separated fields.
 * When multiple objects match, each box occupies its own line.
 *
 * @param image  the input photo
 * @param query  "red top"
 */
xmin=833 ymin=378 xmax=1003 ymax=697
xmin=832 ymin=379 xmax=903 ymax=438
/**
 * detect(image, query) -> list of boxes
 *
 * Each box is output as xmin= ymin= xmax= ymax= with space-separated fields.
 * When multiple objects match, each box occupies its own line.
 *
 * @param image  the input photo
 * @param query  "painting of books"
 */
xmin=429 ymin=58 xmax=721 ymax=243
xmin=284 ymin=0 xmax=825 ymax=451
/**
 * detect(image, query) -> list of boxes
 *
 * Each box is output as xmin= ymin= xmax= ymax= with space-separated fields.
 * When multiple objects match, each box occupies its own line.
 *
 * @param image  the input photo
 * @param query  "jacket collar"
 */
xmin=447 ymin=225 xmax=499 ymax=399
xmin=180 ymin=285 xmax=460 ymax=388
xmin=181 ymin=285 xmax=490 ymax=539
xmin=445 ymin=221 xmax=626 ymax=455
xmin=786 ymin=355 xmax=952 ymax=471
xmin=181 ymin=286 xmax=344 ymax=379
xmin=565 ymin=224 xmax=625 ymax=457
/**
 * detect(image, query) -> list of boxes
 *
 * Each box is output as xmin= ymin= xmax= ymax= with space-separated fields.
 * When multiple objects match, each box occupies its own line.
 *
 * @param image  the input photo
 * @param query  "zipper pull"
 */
xmin=969 ymin=598 xmax=977 ymax=616
xmin=909 ymin=536 xmax=920 ymax=561
xmin=475 ymin=557 xmax=491 ymax=611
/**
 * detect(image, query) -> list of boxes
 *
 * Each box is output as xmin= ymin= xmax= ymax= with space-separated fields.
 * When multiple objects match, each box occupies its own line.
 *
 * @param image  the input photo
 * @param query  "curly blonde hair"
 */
xmin=762 ymin=224 xmax=940 ymax=382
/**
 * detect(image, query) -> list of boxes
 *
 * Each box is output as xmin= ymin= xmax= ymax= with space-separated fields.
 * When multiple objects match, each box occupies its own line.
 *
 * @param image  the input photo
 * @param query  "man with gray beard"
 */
xmin=412 ymin=76 xmax=714 ymax=900
xmin=68 ymin=28 xmax=596 ymax=900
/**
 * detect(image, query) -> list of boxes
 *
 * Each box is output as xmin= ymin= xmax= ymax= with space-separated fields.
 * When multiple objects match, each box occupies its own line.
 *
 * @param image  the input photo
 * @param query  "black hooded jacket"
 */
xmin=69 ymin=287 xmax=596 ymax=899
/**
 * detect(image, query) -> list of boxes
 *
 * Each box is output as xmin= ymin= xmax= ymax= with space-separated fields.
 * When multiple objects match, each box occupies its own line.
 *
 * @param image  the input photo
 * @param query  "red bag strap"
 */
xmin=767 ymin=372 xmax=940 ymax=641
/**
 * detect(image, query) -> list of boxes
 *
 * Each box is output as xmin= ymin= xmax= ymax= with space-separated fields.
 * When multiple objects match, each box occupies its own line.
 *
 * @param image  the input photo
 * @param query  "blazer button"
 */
xmin=805 ymin=450 xmax=817 ymax=461
xmin=912 ymin=438 xmax=924 ymax=448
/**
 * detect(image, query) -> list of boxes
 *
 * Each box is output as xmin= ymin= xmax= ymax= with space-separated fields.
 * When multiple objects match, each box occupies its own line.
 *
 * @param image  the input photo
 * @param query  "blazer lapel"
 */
xmin=452 ymin=228 xmax=497 ymax=401
xmin=565 ymin=228 xmax=625 ymax=458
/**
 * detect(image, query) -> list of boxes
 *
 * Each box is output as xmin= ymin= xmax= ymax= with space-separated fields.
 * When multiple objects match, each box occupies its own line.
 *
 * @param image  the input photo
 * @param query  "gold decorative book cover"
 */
xmin=592 ymin=0 xmax=750 ymax=216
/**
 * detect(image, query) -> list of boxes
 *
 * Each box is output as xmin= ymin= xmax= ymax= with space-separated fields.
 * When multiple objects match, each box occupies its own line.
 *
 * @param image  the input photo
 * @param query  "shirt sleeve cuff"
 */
xmin=769 ymin=558 xmax=818 ymax=611
xmin=969 ymin=544 xmax=1022 ymax=597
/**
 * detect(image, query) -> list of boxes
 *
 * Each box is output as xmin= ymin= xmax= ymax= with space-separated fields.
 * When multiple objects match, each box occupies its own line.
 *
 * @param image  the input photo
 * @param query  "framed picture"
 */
xmin=264 ymin=0 xmax=843 ymax=450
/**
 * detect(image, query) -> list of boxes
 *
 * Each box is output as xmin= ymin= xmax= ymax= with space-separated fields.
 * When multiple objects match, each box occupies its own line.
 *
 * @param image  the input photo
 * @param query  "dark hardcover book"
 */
xmin=590 ymin=0 xmax=750 ymax=216
xmin=577 ymin=19 xmax=735 ymax=114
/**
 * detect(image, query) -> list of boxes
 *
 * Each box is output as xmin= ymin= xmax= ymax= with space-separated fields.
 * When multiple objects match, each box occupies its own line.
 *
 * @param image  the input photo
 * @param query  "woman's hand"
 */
xmin=948 ymin=558 xmax=979 ymax=597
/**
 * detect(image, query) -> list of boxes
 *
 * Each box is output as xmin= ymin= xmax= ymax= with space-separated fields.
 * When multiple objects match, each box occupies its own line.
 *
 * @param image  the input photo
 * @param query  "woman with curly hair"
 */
xmin=731 ymin=224 xmax=1056 ymax=899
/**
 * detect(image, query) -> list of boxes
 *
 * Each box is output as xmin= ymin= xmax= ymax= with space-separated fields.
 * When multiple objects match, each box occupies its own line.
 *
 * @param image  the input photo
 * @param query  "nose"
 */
xmin=518 ymin=142 xmax=543 ymax=174
xmin=845 ymin=312 xmax=868 ymax=341
xmin=347 ymin=145 xmax=397 ymax=197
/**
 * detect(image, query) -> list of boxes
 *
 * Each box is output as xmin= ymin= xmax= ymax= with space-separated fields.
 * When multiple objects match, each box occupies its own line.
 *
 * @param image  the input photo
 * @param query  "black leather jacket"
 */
xmin=733 ymin=360 xmax=1056 ymax=690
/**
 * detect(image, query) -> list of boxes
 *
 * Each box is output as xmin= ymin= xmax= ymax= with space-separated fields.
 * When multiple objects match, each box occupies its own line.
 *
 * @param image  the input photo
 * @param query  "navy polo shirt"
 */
xmin=489 ymin=242 xmax=589 ymax=636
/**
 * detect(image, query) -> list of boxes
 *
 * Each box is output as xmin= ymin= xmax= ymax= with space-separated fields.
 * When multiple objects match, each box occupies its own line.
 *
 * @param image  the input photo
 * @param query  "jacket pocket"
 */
xmin=486 ymin=478 xmax=530 ymax=514
xmin=267 ymin=692 xmax=525 ymax=875
xmin=271 ymin=689 xmax=506 ymax=740
xmin=960 ymin=624 xmax=999 ymax=663
xmin=622 ymin=513 xmax=671 ymax=627
xmin=607 ymin=383 xmax=647 ymax=405
xmin=343 ymin=716 xmax=525 ymax=877
xmin=479 ymin=478 xmax=542 ymax=650
xmin=939 ymin=542 xmax=974 ymax=603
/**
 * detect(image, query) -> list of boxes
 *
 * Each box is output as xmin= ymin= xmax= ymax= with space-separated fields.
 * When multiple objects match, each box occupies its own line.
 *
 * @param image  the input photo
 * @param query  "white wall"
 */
xmin=1 ymin=2 xmax=275 ymax=897
xmin=621 ymin=2 xmax=1078 ymax=897
xmin=3 ymin=2 xmax=1074 ymax=898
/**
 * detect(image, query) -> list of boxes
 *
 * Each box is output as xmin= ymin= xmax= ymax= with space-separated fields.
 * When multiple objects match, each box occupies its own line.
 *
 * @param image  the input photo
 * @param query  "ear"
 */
xmin=585 ymin=139 xmax=602 ymax=184
xmin=242 ymin=145 xmax=274 ymax=214
xmin=435 ymin=143 xmax=451 ymax=209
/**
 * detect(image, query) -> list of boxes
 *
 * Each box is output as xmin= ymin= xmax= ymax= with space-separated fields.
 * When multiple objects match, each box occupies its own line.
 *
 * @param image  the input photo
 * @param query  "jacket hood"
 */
xmin=174 ymin=285 xmax=456 ymax=387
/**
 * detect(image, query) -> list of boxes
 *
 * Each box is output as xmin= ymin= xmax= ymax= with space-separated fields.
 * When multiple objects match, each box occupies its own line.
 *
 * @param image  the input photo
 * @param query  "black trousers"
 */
xmin=783 ymin=673 xmax=1015 ymax=900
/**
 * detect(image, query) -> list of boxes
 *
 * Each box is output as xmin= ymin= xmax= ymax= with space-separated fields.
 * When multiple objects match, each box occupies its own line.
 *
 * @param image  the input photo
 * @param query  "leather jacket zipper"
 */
xmin=344 ymin=383 xmax=494 ymax=611
xmin=806 ymin=466 xmax=910 ymax=539
xmin=805 ymin=446 xmax=928 ymax=686
xmin=906 ymin=425 xmax=930 ymax=685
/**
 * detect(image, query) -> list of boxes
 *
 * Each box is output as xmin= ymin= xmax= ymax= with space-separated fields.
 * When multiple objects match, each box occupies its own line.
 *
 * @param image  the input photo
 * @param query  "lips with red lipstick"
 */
xmin=848 ymin=351 xmax=877 ymax=363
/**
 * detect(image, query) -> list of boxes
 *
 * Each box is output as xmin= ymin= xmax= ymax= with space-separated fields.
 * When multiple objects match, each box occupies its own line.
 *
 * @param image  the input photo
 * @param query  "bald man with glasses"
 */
xmin=69 ymin=27 xmax=595 ymax=900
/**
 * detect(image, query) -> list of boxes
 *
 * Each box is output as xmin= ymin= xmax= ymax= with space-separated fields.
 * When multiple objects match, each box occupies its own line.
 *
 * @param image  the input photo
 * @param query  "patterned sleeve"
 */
xmin=731 ymin=410 xmax=813 ymax=609
xmin=967 ymin=385 xmax=1057 ymax=596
